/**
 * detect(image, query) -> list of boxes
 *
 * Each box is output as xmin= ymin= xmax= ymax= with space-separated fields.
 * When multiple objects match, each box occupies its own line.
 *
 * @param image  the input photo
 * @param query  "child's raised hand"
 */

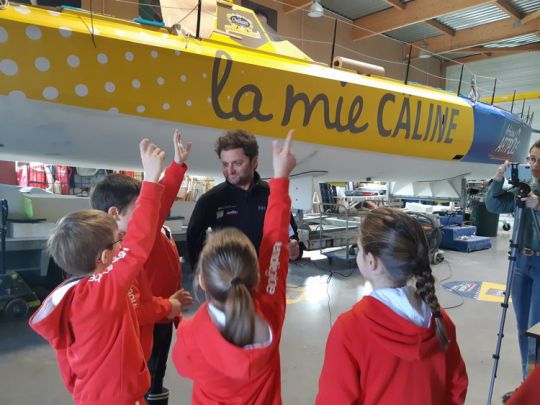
xmin=173 ymin=129 xmax=192 ymax=165
xmin=139 ymin=138 xmax=165 ymax=183
xmin=272 ymin=129 xmax=296 ymax=179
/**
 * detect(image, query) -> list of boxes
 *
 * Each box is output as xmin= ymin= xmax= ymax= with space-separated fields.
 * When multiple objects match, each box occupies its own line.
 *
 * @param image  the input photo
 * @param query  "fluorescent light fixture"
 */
xmin=418 ymin=40 xmax=431 ymax=59
xmin=308 ymin=0 xmax=324 ymax=18
xmin=418 ymin=49 xmax=431 ymax=59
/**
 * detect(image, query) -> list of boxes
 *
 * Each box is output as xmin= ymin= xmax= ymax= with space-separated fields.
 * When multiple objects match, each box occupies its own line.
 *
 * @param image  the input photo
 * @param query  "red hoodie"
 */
xmin=172 ymin=178 xmax=291 ymax=405
xmin=133 ymin=161 xmax=187 ymax=359
xmin=317 ymin=297 xmax=468 ymax=405
xmin=29 ymin=182 xmax=163 ymax=405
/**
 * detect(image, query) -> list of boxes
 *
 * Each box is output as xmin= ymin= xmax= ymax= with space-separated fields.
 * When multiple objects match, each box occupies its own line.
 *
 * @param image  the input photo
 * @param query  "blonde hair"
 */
xmin=359 ymin=208 xmax=449 ymax=350
xmin=47 ymin=210 xmax=117 ymax=276
xmin=197 ymin=228 xmax=259 ymax=347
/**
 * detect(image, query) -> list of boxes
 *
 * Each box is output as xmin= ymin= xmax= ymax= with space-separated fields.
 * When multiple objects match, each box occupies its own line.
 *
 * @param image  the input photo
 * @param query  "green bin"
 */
xmin=471 ymin=202 xmax=499 ymax=237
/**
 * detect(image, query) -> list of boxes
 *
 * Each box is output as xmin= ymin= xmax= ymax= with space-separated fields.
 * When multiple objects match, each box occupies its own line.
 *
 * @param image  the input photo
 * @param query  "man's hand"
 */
xmin=521 ymin=192 xmax=540 ymax=210
xmin=167 ymin=288 xmax=193 ymax=319
xmin=495 ymin=160 xmax=510 ymax=181
xmin=173 ymin=129 xmax=192 ymax=165
xmin=288 ymin=239 xmax=300 ymax=261
xmin=273 ymin=129 xmax=296 ymax=179
xmin=140 ymin=138 xmax=165 ymax=183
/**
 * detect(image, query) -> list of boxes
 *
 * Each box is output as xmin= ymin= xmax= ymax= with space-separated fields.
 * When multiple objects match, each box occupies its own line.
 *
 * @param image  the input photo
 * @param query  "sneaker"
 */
xmin=145 ymin=387 xmax=169 ymax=405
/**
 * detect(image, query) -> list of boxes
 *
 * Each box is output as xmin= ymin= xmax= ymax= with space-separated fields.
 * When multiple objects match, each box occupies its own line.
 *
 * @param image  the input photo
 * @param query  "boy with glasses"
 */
xmin=30 ymin=138 xmax=170 ymax=404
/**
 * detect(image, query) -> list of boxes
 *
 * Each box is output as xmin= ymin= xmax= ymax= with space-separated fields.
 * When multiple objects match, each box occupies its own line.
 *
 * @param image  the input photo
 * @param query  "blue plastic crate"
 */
xmin=439 ymin=215 xmax=464 ymax=226
xmin=441 ymin=225 xmax=476 ymax=245
xmin=441 ymin=235 xmax=492 ymax=252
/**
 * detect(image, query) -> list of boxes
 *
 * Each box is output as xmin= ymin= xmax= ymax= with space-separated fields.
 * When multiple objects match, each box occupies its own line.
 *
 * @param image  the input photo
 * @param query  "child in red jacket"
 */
xmin=90 ymin=130 xmax=193 ymax=405
xmin=506 ymin=365 xmax=540 ymax=405
xmin=30 ymin=139 xmax=169 ymax=405
xmin=317 ymin=208 xmax=468 ymax=405
xmin=172 ymin=130 xmax=296 ymax=405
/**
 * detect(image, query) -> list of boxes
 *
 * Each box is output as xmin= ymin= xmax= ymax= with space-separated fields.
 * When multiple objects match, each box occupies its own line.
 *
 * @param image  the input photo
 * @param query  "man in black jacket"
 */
xmin=187 ymin=129 xmax=301 ymax=269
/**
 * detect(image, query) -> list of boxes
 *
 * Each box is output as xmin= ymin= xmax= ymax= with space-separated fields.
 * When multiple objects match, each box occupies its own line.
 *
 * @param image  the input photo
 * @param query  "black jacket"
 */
xmin=187 ymin=172 xmax=298 ymax=269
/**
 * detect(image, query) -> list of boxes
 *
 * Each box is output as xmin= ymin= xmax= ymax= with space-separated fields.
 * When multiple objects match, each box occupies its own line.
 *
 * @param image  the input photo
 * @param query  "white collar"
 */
xmin=370 ymin=285 xmax=432 ymax=328
xmin=208 ymin=303 xmax=226 ymax=328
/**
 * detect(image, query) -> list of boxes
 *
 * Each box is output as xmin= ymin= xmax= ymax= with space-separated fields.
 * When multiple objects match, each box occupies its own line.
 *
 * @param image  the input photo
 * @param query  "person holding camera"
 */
xmin=486 ymin=141 xmax=540 ymax=392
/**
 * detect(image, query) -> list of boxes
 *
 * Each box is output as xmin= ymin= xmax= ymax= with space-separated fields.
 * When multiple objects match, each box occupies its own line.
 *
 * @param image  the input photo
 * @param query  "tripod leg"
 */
xmin=487 ymin=205 xmax=523 ymax=405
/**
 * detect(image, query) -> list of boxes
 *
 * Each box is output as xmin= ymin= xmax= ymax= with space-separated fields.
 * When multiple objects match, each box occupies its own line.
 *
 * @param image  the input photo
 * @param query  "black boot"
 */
xmin=145 ymin=387 xmax=169 ymax=405
xmin=502 ymin=390 xmax=515 ymax=403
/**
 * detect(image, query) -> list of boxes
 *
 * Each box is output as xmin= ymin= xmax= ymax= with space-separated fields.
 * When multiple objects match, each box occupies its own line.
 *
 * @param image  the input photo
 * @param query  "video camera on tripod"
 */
xmin=488 ymin=161 xmax=539 ymax=404
xmin=504 ymin=162 xmax=532 ymax=202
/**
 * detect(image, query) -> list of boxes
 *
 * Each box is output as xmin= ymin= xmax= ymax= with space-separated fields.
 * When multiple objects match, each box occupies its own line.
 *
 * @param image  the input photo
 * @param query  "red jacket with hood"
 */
xmin=132 ymin=161 xmax=187 ymax=359
xmin=172 ymin=178 xmax=291 ymax=405
xmin=317 ymin=296 xmax=468 ymax=405
xmin=29 ymin=182 xmax=163 ymax=405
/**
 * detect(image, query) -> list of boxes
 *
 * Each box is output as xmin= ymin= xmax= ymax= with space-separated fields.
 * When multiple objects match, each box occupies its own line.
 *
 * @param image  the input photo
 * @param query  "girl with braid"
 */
xmin=317 ymin=208 xmax=468 ymax=405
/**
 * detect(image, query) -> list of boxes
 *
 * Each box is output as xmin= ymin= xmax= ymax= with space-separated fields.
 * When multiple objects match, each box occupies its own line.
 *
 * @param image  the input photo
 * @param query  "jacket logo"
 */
xmin=128 ymin=287 xmax=138 ymax=309
xmin=265 ymin=241 xmax=282 ymax=295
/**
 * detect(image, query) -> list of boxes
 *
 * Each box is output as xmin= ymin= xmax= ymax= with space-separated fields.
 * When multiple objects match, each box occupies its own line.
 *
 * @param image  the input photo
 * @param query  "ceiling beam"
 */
xmin=522 ymin=9 xmax=540 ymax=24
xmin=445 ymin=43 xmax=540 ymax=53
xmin=494 ymin=0 xmax=523 ymax=20
xmin=352 ymin=0 xmax=494 ymax=41
xmin=443 ymin=51 xmax=514 ymax=65
xmin=281 ymin=0 xmax=312 ymax=14
xmin=426 ymin=19 xmax=456 ymax=36
xmin=382 ymin=0 xmax=406 ymax=10
xmin=442 ymin=43 xmax=540 ymax=65
xmin=412 ymin=17 xmax=540 ymax=58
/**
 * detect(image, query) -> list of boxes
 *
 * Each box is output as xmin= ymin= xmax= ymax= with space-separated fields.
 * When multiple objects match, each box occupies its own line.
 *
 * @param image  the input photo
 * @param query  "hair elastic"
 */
xmin=433 ymin=310 xmax=442 ymax=319
xmin=230 ymin=277 xmax=243 ymax=286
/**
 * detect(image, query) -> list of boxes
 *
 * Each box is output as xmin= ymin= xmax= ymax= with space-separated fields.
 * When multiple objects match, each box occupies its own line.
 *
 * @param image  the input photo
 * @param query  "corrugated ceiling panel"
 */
xmin=384 ymin=22 xmax=442 ymax=43
xmin=437 ymin=3 xmax=510 ymax=30
xmin=511 ymin=0 xmax=540 ymax=14
xmin=321 ymin=0 xmax=391 ymax=20
xmin=484 ymin=33 xmax=540 ymax=48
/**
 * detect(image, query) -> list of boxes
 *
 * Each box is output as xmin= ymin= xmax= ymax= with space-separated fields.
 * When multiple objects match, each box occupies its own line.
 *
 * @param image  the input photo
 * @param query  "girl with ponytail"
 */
xmin=317 ymin=208 xmax=468 ymax=405
xmin=172 ymin=131 xmax=296 ymax=405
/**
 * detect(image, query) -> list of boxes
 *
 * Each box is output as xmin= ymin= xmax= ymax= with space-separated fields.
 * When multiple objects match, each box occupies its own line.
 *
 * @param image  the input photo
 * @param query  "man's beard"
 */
xmin=227 ymin=173 xmax=252 ymax=188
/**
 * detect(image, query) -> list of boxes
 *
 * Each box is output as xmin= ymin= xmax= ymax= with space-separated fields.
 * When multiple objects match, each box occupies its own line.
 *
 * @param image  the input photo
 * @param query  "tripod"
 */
xmin=487 ymin=182 xmax=540 ymax=404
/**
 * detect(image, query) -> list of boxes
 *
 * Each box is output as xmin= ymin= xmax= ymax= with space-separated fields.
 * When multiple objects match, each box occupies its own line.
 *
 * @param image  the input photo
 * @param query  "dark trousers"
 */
xmin=147 ymin=322 xmax=173 ymax=395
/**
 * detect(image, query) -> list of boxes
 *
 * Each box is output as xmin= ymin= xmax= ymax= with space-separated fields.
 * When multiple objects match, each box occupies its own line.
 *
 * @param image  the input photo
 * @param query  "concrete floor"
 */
xmin=0 ymin=228 xmax=524 ymax=404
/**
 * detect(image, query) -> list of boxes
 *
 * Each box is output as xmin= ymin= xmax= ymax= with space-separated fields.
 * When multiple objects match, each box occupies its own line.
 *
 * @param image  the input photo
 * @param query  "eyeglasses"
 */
xmin=107 ymin=239 xmax=122 ymax=249
xmin=526 ymin=156 xmax=540 ymax=165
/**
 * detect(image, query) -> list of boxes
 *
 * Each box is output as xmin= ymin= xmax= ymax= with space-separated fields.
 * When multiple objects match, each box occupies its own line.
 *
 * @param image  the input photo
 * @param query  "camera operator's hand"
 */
xmin=521 ymin=192 xmax=540 ymax=210
xmin=495 ymin=160 xmax=510 ymax=181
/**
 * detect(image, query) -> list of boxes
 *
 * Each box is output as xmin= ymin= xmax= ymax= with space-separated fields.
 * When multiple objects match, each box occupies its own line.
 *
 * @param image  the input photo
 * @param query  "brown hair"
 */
xmin=214 ymin=129 xmax=259 ymax=159
xmin=197 ymin=228 xmax=259 ymax=347
xmin=358 ymin=207 xmax=449 ymax=350
xmin=47 ymin=210 xmax=118 ymax=276
xmin=530 ymin=140 xmax=540 ymax=153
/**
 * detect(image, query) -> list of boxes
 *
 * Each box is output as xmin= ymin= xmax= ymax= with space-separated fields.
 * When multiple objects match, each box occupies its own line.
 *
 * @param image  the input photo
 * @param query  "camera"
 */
xmin=504 ymin=163 xmax=532 ymax=184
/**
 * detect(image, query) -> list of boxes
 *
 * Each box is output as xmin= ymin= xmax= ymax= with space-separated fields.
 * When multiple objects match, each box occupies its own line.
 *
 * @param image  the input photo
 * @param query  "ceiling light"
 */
xmin=308 ymin=0 xmax=324 ymax=18
xmin=418 ymin=40 xmax=431 ymax=59
xmin=418 ymin=49 xmax=431 ymax=59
